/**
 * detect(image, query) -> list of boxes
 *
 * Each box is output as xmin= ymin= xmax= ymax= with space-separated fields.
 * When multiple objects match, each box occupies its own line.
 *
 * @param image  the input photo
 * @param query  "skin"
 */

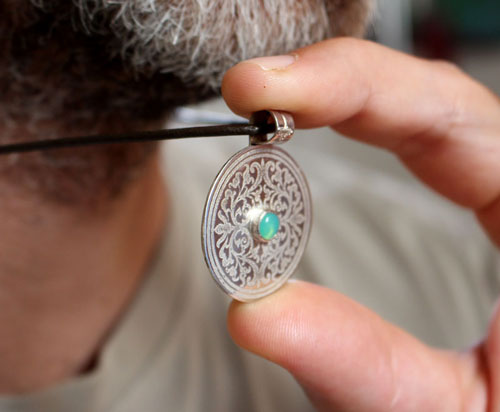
xmin=0 ymin=153 xmax=167 ymax=392
xmin=222 ymin=38 xmax=500 ymax=411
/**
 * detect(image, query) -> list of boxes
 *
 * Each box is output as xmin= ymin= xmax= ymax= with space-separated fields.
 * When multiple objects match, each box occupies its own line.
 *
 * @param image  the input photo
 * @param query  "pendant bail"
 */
xmin=249 ymin=110 xmax=295 ymax=145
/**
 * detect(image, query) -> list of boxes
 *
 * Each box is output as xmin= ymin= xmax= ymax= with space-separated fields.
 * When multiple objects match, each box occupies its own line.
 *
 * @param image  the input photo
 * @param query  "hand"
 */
xmin=221 ymin=38 xmax=500 ymax=411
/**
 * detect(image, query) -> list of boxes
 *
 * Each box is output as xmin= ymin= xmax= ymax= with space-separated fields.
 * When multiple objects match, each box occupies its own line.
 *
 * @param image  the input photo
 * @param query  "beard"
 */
xmin=73 ymin=0 xmax=373 ymax=90
xmin=0 ymin=0 xmax=373 ymax=204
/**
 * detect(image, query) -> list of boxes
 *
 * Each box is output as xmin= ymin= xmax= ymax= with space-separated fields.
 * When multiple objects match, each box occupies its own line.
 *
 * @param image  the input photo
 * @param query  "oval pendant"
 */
xmin=202 ymin=144 xmax=312 ymax=302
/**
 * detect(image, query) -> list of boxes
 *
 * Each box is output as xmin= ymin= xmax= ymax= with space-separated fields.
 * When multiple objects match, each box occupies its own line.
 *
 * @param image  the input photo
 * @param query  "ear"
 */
xmin=327 ymin=0 xmax=376 ymax=37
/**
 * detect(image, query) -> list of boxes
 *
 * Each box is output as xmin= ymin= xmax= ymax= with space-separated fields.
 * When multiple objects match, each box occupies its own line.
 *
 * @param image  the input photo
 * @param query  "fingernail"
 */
xmin=246 ymin=54 xmax=297 ymax=71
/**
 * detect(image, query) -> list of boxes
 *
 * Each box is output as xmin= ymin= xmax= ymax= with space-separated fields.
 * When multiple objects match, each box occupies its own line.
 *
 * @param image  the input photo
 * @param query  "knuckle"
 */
xmin=430 ymin=61 xmax=469 ymax=91
xmin=320 ymin=37 xmax=371 ymax=61
xmin=431 ymin=60 xmax=464 ymax=77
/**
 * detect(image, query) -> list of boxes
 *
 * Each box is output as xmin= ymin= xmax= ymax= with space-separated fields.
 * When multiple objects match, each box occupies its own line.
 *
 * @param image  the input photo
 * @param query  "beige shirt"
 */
xmin=1 ymin=129 xmax=498 ymax=411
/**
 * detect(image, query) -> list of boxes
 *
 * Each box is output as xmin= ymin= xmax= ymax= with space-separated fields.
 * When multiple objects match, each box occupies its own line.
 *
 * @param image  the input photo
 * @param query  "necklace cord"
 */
xmin=0 ymin=123 xmax=276 ymax=155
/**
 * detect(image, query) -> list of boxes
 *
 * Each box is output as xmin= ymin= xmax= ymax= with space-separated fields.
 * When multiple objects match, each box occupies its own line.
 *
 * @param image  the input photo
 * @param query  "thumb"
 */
xmin=227 ymin=281 xmax=486 ymax=411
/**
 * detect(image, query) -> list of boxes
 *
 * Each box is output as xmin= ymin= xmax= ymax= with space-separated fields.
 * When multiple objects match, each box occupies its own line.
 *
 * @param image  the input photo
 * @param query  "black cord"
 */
xmin=0 ymin=123 xmax=276 ymax=155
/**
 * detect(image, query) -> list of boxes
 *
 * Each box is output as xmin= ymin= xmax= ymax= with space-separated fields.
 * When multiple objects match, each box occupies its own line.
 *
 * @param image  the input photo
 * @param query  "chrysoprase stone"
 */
xmin=259 ymin=212 xmax=280 ymax=241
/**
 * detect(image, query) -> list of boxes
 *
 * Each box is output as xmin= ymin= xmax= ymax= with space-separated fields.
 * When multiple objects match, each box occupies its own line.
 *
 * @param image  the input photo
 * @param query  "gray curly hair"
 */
xmin=0 ymin=0 xmax=373 ymax=203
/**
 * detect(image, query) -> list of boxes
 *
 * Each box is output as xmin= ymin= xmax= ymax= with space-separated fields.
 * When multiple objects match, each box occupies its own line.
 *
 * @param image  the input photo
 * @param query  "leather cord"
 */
xmin=0 ymin=123 xmax=276 ymax=155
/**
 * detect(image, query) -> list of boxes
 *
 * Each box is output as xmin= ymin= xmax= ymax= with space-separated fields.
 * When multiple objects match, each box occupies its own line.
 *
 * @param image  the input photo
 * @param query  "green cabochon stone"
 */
xmin=258 ymin=212 xmax=280 ymax=241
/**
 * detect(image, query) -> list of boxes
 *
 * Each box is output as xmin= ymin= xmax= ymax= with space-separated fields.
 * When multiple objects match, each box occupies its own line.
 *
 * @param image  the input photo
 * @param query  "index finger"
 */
xmin=222 ymin=38 xmax=500 ymax=243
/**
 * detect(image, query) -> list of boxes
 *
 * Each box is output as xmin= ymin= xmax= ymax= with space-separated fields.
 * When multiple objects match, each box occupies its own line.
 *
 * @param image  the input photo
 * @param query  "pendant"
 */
xmin=202 ymin=111 xmax=312 ymax=302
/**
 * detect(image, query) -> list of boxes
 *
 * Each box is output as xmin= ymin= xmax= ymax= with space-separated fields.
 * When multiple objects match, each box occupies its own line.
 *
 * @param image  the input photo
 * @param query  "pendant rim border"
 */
xmin=201 ymin=145 xmax=312 ymax=302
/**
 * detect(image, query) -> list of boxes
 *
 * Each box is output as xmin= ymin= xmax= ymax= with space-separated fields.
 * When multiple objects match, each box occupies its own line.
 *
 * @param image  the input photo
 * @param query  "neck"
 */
xmin=0 ymin=153 xmax=167 ymax=394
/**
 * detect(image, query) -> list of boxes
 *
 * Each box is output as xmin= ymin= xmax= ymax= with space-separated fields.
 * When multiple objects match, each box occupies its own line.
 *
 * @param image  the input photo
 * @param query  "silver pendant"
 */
xmin=202 ymin=111 xmax=312 ymax=302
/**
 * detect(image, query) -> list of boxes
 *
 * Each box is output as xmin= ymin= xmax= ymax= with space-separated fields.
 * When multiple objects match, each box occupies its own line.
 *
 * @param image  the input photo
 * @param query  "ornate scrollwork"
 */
xmin=203 ymin=145 xmax=312 ymax=301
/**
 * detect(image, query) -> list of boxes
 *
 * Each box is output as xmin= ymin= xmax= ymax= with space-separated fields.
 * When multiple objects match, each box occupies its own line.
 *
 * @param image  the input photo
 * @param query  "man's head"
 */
xmin=0 ymin=0 xmax=373 ymax=204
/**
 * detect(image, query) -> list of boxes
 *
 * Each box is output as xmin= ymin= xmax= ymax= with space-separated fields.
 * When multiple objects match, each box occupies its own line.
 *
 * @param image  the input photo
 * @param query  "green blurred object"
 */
xmin=437 ymin=0 xmax=500 ymax=39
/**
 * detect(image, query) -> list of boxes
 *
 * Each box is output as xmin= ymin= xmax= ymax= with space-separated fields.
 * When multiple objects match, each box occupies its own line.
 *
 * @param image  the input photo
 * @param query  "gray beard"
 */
xmin=0 ymin=0 xmax=373 ymax=205
xmin=71 ymin=0 xmax=372 ymax=90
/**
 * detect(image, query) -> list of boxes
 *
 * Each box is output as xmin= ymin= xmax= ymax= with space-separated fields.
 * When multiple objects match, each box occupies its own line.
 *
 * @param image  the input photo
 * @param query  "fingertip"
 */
xmin=226 ymin=284 xmax=286 ymax=360
xmin=221 ymin=61 xmax=277 ymax=118
xmin=226 ymin=281 xmax=328 ymax=367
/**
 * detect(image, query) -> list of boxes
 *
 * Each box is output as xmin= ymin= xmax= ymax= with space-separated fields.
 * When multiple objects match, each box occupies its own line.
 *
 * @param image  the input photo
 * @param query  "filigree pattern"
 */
xmin=203 ymin=145 xmax=312 ymax=301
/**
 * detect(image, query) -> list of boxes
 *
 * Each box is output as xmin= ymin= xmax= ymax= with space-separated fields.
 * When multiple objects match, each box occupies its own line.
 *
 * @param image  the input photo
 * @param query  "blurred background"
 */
xmin=376 ymin=0 xmax=500 ymax=94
